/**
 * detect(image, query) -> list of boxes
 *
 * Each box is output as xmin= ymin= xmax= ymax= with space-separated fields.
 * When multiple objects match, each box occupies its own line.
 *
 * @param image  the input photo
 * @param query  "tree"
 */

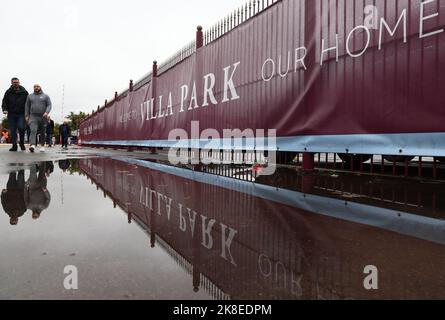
xmin=54 ymin=123 xmax=61 ymax=143
xmin=66 ymin=111 xmax=87 ymax=131
xmin=1 ymin=117 xmax=9 ymax=130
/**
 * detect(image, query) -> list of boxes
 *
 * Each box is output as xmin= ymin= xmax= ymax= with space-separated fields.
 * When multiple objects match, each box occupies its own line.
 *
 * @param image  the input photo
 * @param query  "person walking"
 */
xmin=59 ymin=121 xmax=71 ymax=150
xmin=25 ymin=84 xmax=52 ymax=153
xmin=45 ymin=116 xmax=54 ymax=147
xmin=2 ymin=77 xmax=28 ymax=152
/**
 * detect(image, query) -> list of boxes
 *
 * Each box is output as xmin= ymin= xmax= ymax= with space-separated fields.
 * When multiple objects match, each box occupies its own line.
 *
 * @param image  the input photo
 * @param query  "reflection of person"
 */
xmin=25 ymin=163 xmax=51 ymax=220
xmin=45 ymin=161 xmax=54 ymax=177
xmin=58 ymin=159 xmax=71 ymax=172
xmin=1 ymin=171 xmax=26 ymax=226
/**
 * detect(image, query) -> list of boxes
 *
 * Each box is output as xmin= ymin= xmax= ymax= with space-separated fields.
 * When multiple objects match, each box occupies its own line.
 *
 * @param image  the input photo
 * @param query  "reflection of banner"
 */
xmin=80 ymin=157 xmax=308 ymax=299
xmin=80 ymin=157 xmax=445 ymax=299
xmin=80 ymin=0 xmax=445 ymax=156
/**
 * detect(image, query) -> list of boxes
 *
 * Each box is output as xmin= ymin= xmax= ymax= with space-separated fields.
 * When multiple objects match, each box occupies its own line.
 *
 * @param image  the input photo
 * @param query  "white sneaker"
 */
xmin=29 ymin=145 xmax=35 ymax=153
xmin=39 ymin=147 xmax=45 ymax=153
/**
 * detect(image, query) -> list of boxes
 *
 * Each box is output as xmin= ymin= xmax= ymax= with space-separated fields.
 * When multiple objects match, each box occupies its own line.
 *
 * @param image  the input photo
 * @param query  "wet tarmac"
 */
xmin=0 ymin=145 xmax=445 ymax=300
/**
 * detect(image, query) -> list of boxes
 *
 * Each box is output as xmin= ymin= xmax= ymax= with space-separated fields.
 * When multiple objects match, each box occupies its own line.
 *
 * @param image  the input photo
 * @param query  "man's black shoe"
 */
xmin=20 ymin=144 xmax=26 ymax=151
xmin=9 ymin=145 xmax=18 ymax=152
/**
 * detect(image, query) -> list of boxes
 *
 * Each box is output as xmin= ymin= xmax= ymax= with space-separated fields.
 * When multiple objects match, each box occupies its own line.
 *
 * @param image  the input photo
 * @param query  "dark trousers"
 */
xmin=62 ymin=135 xmax=69 ymax=148
xmin=7 ymin=171 xmax=25 ymax=189
xmin=8 ymin=113 xmax=25 ymax=146
xmin=46 ymin=133 xmax=53 ymax=146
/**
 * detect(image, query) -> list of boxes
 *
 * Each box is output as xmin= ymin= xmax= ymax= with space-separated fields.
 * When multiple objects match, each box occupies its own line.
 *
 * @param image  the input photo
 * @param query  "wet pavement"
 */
xmin=0 ymin=145 xmax=445 ymax=300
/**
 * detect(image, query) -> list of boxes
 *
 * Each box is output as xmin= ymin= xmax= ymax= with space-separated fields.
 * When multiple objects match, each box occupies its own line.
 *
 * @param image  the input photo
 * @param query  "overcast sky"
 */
xmin=0 ymin=0 xmax=247 ymax=123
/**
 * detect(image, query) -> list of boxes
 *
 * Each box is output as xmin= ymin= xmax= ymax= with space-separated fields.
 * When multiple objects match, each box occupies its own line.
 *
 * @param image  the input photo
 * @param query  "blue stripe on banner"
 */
xmin=82 ymin=132 xmax=445 ymax=156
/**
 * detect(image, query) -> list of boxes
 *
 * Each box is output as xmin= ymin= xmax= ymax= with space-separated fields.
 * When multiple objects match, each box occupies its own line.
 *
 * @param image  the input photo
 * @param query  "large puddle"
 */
xmin=1 ymin=156 xmax=445 ymax=300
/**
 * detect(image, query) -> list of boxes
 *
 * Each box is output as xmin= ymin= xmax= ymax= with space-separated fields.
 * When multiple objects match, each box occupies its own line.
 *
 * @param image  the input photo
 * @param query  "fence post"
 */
xmin=196 ymin=25 xmax=204 ymax=49
xmin=150 ymin=210 xmax=156 ymax=248
xmin=301 ymin=175 xmax=315 ymax=194
xmin=152 ymin=60 xmax=158 ymax=77
xmin=150 ymin=61 xmax=158 ymax=155
xmin=193 ymin=26 xmax=204 ymax=164
xmin=303 ymin=152 xmax=315 ymax=172
xmin=301 ymin=2 xmax=317 ymax=169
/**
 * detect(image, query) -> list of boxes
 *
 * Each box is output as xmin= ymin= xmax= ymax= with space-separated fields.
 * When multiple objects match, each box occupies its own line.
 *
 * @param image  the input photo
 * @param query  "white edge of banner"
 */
xmin=82 ymin=132 xmax=445 ymax=157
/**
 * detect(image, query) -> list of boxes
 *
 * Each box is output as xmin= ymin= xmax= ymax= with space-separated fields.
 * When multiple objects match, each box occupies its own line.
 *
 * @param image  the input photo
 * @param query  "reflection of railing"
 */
xmin=309 ymin=175 xmax=445 ymax=220
xmin=133 ymin=215 xmax=232 ymax=300
xmin=80 ymin=157 xmax=445 ymax=299
xmin=310 ymin=154 xmax=445 ymax=180
xmin=200 ymin=274 xmax=231 ymax=301
xmin=197 ymin=152 xmax=445 ymax=182
xmin=100 ymin=184 xmax=232 ymax=301
xmin=82 ymin=158 xmax=305 ymax=299
xmin=197 ymin=160 xmax=445 ymax=219
xmin=156 ymin=236 xmax=231 ymax=300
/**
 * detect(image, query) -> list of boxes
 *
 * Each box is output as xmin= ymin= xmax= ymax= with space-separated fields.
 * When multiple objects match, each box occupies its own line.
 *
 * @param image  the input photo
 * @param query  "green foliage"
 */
xmin=1 ymin=117 xmax=9 ymax=130
xmin=66 ymin=111 xmax=87 ymax=131
xmin=54 ymin=123 xmax=61 ymax=142
xmin=68 ymin=159 xmax=83 ymax=175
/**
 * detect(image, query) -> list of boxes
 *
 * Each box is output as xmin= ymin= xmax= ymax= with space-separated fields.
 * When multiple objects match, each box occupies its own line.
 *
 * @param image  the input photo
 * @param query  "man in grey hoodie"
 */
xmin=25 ymin=84 xmax=52 ymax=153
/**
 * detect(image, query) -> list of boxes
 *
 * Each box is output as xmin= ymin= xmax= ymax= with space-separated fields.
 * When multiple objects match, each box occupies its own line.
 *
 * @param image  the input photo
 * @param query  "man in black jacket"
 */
xmin=2 ymin=78 xmax=28 ymax=152
xmin=59 ymin=121 xmax=71 ymax=150
xmin=45 ymin=116 xmax=55 ymax=147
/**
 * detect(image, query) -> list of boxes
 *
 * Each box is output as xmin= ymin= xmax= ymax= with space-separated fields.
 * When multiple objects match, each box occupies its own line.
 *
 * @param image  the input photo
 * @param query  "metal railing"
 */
xmin=157 ymin=40 xmax=197 ymax=75
xmin=204 ymin=0 xmax=281 ymax=45
xmin=82 ymin=0 xmax=282 ymax=122
xmin=157 ymin=0 xmax=282 ymax=74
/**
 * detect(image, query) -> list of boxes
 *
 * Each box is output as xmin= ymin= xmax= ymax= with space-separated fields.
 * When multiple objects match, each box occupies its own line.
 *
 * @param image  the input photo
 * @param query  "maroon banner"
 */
xmin=80 ymin=0 xmax=445 ymax=156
